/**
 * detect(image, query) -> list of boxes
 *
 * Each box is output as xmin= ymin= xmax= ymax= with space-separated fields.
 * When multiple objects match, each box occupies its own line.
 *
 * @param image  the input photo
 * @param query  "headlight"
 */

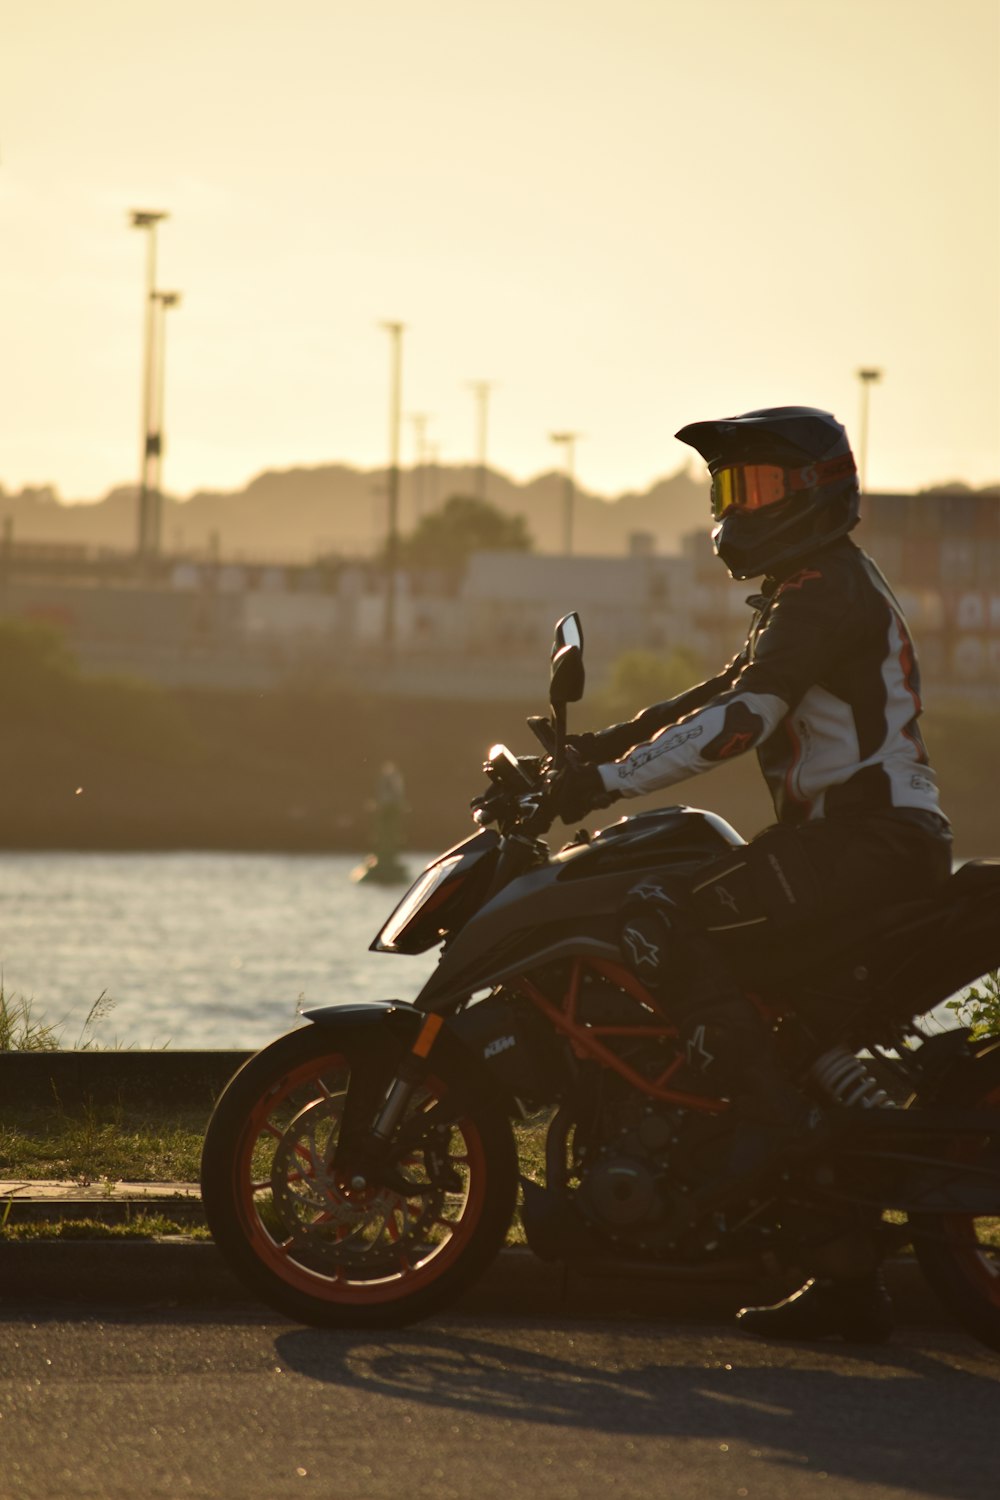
xmin=372 ymin=855 xmax=465 ymax=953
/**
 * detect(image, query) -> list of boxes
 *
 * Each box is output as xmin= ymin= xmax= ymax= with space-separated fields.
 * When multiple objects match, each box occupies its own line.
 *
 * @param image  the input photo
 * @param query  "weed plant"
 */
xmin=947 ymin=969 xmax=1000 ymax=1038
xmin=0 ymin=987 xmax=118 ymax=1052
xmin=0 ymin=991 xmax=60 ymax=1052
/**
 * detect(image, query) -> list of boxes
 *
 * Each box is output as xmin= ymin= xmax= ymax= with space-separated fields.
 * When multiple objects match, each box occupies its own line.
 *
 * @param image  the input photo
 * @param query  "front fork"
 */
xmin=335 ymin=1013 xmax=446 ymax=1192
xmin=371 ymin=1014 xmax=445 ymax=1139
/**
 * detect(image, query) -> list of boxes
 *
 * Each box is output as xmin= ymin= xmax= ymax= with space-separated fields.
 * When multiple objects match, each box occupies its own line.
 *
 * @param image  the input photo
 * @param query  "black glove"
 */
xmin=564 ymin=731 xmax=601 ymax=763
xmin=530 ymin=726 xmax=624 ymax=764
xmin=550 ymin=759 xmax=618 ymax=825
xmin=566 ymin=729 xmax=635 ymax=764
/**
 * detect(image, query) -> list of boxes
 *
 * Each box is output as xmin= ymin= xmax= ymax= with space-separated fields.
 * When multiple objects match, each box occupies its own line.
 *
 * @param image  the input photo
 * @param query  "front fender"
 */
xmin=302 ymin=999 xmax=424 ymax=1040
xmin=301 ymin=999 xmax=517 ymax=1111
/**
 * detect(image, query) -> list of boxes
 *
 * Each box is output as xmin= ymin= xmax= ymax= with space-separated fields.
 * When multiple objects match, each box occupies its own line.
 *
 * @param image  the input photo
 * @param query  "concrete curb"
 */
xmin=0 ymin=1051 xmax=251 ymax=1113
xmin=0 ymin=1241 xmax=951 ymax=1325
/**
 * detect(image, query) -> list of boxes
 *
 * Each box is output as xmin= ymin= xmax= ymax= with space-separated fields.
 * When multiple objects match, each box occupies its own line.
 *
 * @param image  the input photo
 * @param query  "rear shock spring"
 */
xmin=808 ymin=1045 xmax=895 ymax=1109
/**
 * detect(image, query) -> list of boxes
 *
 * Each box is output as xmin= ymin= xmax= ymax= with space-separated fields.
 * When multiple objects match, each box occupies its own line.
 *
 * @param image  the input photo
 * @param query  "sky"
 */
xmin=2 ymin=0 xmax=998 ymax=505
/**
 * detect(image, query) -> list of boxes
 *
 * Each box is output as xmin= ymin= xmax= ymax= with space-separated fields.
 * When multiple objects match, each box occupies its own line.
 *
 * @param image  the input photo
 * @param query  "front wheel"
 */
xmin=201 ymin=1022 xmax=518 ymax=1327
xmin=909 ymin=1043 xmax=1000 ymax=1353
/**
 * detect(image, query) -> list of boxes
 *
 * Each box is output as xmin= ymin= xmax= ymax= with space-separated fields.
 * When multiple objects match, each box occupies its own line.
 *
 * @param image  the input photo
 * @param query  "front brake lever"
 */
xmin=517 ymin=785 xmax=555 ymax=838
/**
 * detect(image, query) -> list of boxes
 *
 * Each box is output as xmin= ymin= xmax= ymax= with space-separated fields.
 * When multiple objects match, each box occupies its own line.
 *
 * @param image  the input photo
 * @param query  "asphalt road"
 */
xmin=1 ymin=1303 xmax=998 ymax=1500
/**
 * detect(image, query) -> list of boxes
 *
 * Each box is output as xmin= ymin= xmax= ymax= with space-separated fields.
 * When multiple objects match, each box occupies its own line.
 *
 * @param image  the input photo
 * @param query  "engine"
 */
xmin=573 ymin=1097 xmax=681 ymax=1247
xmin=573 ymin=1092 xmax=739 ymax=1251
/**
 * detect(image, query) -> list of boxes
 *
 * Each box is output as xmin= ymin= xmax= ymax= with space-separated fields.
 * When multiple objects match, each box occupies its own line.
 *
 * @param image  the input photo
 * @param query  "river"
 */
xmin=0 ymin=851 xmax=438 ymax=1049
xmin=0 ymin=848 xmax=972 ymax=1053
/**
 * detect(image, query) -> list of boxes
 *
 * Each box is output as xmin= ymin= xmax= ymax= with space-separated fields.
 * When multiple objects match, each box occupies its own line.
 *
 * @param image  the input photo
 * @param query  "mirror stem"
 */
xmin=552 ymin=702 xmax=567 ymax=770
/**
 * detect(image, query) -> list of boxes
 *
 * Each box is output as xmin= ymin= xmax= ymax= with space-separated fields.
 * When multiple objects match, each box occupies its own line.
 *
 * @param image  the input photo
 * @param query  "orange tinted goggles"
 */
xmin=710 ymin=464 xmax=787 ymax=521
xmin=710 ymin=454 xmax=857 ymax=521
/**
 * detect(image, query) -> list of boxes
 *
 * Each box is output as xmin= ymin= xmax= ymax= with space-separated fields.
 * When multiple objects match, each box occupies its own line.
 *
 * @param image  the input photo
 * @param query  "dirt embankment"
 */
xmin=0 ymin=673 xmax=994 ymax=859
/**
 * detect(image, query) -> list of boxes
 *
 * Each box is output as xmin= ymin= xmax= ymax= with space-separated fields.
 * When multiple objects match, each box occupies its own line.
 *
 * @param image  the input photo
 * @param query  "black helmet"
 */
xmin=675 ymin=406 xmax=860 ymax=579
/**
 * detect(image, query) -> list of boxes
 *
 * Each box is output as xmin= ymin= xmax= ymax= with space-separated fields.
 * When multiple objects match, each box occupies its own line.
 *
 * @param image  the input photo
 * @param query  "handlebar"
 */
xmin=471 ymin=743 xmax=556 ymax=837
xmin=468 ymin=612 xmax=590 ymax=843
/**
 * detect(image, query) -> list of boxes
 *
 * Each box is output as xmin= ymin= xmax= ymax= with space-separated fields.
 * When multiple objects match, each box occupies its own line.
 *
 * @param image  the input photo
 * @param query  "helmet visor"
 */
xmin=709 ymin=452 xmax=857 ymax=521
xmin=710 ymin=464 xmax=789 ymax=521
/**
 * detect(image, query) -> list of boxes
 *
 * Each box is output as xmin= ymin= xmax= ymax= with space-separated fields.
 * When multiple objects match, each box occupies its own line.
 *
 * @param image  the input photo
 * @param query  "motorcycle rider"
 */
xmin=550 ymin=406 xmax=954 ymax=1341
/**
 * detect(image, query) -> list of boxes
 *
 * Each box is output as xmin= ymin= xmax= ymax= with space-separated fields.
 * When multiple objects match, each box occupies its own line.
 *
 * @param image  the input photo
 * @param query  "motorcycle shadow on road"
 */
xmin=274 ymin=1321 xmax=999 ymax=1498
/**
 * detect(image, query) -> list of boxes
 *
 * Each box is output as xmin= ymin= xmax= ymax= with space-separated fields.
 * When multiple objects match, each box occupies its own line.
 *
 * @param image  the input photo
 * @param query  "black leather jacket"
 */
xmin=589 ymin=538 xmax=946 ymax=826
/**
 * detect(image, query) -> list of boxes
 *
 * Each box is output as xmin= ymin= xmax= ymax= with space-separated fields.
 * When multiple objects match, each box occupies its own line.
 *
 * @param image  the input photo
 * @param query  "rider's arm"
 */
xmin=573 ymin=652 xmax=747 ymax=764
xmin=597 ymin=567 xmax=849 ymax=799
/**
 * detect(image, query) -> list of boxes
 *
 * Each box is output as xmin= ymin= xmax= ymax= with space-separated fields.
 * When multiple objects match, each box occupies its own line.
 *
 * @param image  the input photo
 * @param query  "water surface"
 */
xmin=0 ymin=852 xmax=437 ymax=1049
xmin=0 ymin=849 xmax=972 ymax=1052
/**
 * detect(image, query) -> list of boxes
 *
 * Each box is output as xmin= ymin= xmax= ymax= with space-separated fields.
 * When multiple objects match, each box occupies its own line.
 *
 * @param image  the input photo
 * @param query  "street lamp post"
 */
xmin=856 ymin=367 xmax=883 ymax=493
xmin=129 ymin=209 xmax=169 ymax=559
xmin=382 ymin=321 xmax=405 ymax=651
xmin=550 ymin=431 xmax=580 ymax=555
xmin=148 ymin=290 xmax=182 ymax=557
xmin=468 ymin=381 xmax=494 ymax=503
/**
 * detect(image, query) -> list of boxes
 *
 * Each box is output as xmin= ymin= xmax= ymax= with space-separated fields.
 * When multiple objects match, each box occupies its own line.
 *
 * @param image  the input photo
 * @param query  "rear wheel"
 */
xmin=909 ymin=1045 xmax=1000 ymax=1352
xmin=201 ymin=1023 xmax=518 ymax=1327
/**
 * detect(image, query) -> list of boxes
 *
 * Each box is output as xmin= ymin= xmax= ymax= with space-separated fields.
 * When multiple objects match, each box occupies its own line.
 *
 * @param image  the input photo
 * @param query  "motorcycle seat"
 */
xmin=948 ymin=857 xmax=1000 ymax=892
xmin=748 ymin=860 xmax=1000 ymax=982
xmin=748 ymin=859 xmax=1000 ymax=1026
xmin=752 ymin=895 xmax=935 ymax=983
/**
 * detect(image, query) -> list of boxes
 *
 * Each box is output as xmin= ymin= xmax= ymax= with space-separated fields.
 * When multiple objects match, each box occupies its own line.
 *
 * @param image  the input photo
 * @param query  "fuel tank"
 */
xmin=415 ymin=805 xmax=745 ymax=1010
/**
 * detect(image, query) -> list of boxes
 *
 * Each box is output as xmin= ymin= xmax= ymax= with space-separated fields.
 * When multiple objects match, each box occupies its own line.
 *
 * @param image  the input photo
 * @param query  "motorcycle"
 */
xmin=201 ymin=614 xmax=1000 ymax=1349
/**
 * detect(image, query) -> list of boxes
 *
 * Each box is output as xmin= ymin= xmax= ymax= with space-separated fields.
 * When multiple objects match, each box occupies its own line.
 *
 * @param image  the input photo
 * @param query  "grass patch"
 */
xmin=513 ymin=1111 xmax=550 ymax=1185
xmin=0 ymin=1101 xmax=206 ymax=1184
xmin=0 ymin=987 xmax=204 ymax=1184
xmin=0 ymin=1216 xmax=211 ymax=1242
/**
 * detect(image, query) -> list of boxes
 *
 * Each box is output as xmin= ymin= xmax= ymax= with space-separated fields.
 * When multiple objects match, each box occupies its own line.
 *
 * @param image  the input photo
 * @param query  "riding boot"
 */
xmin=736 ymin=1272 xmax=894 ymax=1343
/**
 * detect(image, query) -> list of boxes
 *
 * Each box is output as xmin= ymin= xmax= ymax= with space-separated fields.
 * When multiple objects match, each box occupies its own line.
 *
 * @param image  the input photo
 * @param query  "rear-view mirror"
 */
xmin=552 ymin=612 xmax=584 ymax=659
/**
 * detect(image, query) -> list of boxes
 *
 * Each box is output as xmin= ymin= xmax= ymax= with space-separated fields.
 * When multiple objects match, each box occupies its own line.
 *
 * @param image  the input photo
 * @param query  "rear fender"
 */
xmin=907 ymin=1032 xmax=1000 ymax=1106
xmin=870 ymin=872 xmax=1000 ymax=1017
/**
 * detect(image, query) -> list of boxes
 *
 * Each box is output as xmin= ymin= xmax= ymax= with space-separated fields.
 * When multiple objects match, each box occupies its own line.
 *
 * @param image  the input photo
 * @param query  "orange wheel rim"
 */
xmin=232 ymin=1050 xmax=489 ymax=1306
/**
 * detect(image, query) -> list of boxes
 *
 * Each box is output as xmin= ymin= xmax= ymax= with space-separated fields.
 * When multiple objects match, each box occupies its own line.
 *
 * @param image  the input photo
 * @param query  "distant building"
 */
xmin=858 ymin=491 xmax=1000 ymax=685
xmin=687 ymin=490 xmax=1000 ymax=688
xmin=0 ymin=490 xmax=995 ymax=694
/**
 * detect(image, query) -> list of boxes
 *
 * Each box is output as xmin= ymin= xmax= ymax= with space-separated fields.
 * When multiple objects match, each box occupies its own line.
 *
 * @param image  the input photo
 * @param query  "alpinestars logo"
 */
xmin=685 ymin=1024 xmax=715 ymax=1071
xmin=713 ymin=730 xmax=754 ymax=760
xmin=622 ymin=926 xmax=660 ymax=969
xmin=619 ymin=723 xmax=703 ymax=776
xmin=628 ymin=880 xmax=671 ymax=906
xmin=713 ymin=883 xmax=739 ymax=915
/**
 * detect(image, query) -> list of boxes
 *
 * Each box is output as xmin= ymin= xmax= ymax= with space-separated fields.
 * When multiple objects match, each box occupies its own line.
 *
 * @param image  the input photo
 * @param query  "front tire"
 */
xmin=201 ymin=1023 xmax=518 ymax=1327
xmin=909 ymin=1043 xmax=1000 ymax=1353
